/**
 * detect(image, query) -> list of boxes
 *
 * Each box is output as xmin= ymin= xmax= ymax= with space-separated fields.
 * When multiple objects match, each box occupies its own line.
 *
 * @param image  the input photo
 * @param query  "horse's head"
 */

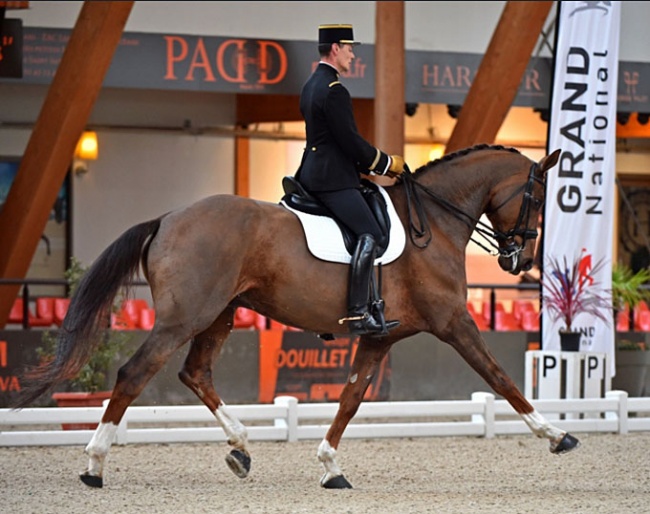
xmin=485 ymin=149 xmax=560 ymax=274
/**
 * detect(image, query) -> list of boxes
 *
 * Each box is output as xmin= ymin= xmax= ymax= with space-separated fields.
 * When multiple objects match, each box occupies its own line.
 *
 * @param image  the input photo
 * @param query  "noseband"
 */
xmin=401 ymin=163 xmax=544 ymax=269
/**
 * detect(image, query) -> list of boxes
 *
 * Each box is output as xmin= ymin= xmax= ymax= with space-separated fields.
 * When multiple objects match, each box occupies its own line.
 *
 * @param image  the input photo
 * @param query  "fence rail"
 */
xmin=1 ymin=391 xmax=648 ymax=447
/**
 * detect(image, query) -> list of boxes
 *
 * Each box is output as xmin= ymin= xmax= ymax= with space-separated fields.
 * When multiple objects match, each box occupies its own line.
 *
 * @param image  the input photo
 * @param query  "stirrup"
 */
xmin=338 ymin=312 xmax=370 ymax=324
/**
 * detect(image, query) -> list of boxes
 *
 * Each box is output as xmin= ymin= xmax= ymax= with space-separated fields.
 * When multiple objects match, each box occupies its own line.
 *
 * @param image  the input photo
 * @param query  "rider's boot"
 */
xmin=344 ymin=234 xmax=399 ymax=336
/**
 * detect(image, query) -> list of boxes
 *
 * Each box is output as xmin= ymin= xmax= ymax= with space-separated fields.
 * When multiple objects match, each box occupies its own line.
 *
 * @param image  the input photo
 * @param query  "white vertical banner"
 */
xmin=543 ymin=1 xmax=620 ymax=376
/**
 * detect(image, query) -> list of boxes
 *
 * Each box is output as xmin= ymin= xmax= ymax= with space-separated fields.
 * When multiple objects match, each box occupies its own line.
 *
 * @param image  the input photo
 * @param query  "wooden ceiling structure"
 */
xmin=0 ymin=1 xmax=553 ymax=326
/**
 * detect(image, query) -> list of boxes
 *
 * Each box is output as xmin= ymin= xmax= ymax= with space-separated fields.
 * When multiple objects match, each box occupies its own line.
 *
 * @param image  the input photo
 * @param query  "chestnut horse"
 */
xmin=15 ymin=144 xmax=574 ymax=490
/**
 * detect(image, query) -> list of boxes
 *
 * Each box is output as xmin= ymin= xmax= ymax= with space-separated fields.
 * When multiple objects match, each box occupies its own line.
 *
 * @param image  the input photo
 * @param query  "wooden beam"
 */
xmin=374 ymin=1 xmax=405 ymax=156
xmin=0 ymin=1 xmax=134 ymax=327
xmin=235 ymin=133 xmax=250 ymax=197
xmin=445 ymin=1 xmax=553 ymax=154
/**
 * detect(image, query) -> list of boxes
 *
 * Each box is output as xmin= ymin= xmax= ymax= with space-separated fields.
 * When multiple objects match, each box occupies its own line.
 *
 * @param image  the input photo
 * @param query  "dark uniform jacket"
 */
xmin=296 ymin=63 xmax=390 ymax=192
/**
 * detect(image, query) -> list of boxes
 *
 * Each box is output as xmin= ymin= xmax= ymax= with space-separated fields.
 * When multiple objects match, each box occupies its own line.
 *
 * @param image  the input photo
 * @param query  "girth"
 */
xmin=281 ymin=176 xmax=391 ymax=257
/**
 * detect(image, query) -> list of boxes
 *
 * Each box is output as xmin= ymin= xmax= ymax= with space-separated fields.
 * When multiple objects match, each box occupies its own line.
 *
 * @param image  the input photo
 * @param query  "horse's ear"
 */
xmin=537 ymin=149 xmax=561 ymax=175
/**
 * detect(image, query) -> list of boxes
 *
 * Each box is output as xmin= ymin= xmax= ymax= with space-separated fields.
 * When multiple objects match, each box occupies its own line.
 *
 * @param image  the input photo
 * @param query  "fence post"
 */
xmin=471 ymin=392 xmax=495 ymax=438
xmin=605 ymin=390 xmax=628 ymax=435
xmin=274 ymin=396 xmax=298 ymax=442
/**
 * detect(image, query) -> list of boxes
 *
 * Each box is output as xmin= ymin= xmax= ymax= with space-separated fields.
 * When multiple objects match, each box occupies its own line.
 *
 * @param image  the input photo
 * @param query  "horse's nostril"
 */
xmin=521 ymin=259 xmax=533 ymax=272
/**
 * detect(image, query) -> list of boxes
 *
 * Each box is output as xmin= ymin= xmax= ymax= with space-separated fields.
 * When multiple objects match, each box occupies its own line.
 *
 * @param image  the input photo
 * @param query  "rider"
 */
xmin=295 ymin=24 xmax=406 ymax=336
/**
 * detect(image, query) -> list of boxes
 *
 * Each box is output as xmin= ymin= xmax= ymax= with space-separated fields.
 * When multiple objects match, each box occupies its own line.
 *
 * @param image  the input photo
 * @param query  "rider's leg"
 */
xmin=313 ymin=188 xmax=399 ymax=336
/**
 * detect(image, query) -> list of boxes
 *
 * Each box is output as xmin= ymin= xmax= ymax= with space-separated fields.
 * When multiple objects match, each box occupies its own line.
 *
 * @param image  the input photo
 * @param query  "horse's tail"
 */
xmin=12 ymin=217 xmax=162 ymax=409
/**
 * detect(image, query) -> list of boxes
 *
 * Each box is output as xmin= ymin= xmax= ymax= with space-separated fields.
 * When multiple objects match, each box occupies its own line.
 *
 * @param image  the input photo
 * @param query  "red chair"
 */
xmin=233 ymin=307 xmax=266 ymax=330
xmin=494 ymin=310 xmax=521 ymax=331
xmin=122 ymin=299 xmax=149 ymax=327
xmin=7 ymin=298 xmax=53 ymax=327
xmin=54 ymin=298 xmax=71 ymax=326
xmin=482 ymin=301 xmax=505 ymax=325
xmin=30 ymin=297 xmax=55 ymax=327
xmin=616 ymin=310 xmax=630 ymax=332
xmin=635 ymin=309 xmax=650 ymax=331
xmin=521 ymin=310 xmax=541 ymax=332
xmin=8 ymin=298 xmax=25 ymax=324
xmin=269 ymin=318 xmax=302 ymax=332
xmin=469 ymin=309 xmax=489 ymax=331
xmin=512 ymin=300 xmax=536 ymax=322
xmin=139 ymin=307 xmax=156 ymax=330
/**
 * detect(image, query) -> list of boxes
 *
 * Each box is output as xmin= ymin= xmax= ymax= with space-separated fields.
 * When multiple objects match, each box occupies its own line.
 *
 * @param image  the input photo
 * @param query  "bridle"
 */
xmin=401 ymin=163 xmax=544 ymax=270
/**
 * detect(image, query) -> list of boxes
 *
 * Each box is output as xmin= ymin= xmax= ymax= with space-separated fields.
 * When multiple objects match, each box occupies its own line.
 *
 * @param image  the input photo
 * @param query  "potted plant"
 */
xmin=37 ymin=257 xmax=132 ymax=429
xmin=611 ymin=262 xmax=650 ymax=325
xmin=541 ymin=254 xmax=611 ymax=351
xmin=611 ymin=263 xmax=650 ymax=396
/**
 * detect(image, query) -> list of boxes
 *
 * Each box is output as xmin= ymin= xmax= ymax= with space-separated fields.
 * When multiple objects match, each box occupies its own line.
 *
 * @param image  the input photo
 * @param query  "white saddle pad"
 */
xmin=281 ymin=185 xmax=406 ymax=265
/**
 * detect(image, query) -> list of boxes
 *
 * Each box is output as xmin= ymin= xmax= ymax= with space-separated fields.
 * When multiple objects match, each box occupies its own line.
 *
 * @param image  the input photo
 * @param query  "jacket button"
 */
xmin=311 ymin=147 xmax=317 ymax=151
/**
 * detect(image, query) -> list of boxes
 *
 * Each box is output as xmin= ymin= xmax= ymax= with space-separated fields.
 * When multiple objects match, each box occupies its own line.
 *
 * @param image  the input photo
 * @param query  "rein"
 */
xmin=400 ymin=163 xmax=543 ymax=259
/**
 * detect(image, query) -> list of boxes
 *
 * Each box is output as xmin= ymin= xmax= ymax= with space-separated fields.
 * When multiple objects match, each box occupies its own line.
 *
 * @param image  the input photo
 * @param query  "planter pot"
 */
xmin=613 ymin=350 xmax=650 ymax=397
xmin=51 ymin=391 xmax=112 ymax=430
xmin=559 ymin=331 xmax=581 ymax=352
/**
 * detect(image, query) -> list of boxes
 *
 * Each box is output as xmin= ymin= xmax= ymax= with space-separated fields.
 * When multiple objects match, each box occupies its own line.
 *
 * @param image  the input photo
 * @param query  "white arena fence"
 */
xmin=1 ymin=390 xmax=649 ymax=447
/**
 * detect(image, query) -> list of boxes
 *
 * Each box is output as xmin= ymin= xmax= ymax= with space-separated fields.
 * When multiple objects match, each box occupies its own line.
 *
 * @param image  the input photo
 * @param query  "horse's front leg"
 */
xmin=318 ymin=338 xmax=391 ymax=489
xmin=178 ymin=308 xmax=251 ymax=479
xmin=444 ymin=314 xmax=579 ymax=454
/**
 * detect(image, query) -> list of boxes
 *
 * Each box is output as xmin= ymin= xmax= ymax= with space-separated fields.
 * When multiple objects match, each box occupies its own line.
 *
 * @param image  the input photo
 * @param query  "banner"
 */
xmin=543 ymin=1 xmax=620 ymax=375
xmin=258 ymin=331 xmax=389 ymax=403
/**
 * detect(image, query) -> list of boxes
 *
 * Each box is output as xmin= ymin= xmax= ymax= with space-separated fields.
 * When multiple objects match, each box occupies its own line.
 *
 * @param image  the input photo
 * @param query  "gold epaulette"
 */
xmin=329 ymin=81 xmax=341 ymax=87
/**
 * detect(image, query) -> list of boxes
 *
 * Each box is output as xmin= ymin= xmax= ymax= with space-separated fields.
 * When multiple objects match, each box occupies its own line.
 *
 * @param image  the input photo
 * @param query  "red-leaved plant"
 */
xmin=541 ymin=254 xmax=611 ymax=332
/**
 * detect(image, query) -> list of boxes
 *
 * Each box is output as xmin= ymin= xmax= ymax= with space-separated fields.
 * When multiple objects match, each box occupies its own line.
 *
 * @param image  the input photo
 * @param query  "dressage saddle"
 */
xmin=281 ymin=176 xmax=391 ymax=256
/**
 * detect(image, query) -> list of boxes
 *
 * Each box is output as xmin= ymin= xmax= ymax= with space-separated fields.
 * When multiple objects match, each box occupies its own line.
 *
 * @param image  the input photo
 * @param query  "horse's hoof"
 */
xmin=551 ymin=433 xmax=581 ymax=454
xmin=225 ymin=449 xmax=251 ymax=479
xmin=79 ymin=471 xmax=103 ymax=488
xmin=322 ymin=475 xmax=353 ymax=489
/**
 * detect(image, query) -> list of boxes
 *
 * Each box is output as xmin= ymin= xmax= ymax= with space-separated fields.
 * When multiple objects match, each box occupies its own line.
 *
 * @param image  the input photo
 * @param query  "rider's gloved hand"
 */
xmin=386 ymin=155 xmax=406 ymax=177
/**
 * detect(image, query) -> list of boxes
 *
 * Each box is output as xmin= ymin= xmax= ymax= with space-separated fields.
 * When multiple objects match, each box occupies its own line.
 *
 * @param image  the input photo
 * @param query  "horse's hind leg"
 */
xmin=178 ymin=307 xmax=251 ymax=479
xmin=318 ymin=338 xmax=391 ymax=489
xmin=81 ymin=325 xmax=191 ymax=488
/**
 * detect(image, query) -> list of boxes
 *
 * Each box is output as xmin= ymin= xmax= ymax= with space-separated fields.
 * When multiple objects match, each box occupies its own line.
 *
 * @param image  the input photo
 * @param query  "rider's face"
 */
xmin=334 ymin=43 xmax=355 ymax=73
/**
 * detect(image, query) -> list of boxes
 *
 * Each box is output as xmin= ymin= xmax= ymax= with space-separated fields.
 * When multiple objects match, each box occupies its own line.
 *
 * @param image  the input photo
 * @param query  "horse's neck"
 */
xmin=421 ymin=159 xmax=502 ymax=220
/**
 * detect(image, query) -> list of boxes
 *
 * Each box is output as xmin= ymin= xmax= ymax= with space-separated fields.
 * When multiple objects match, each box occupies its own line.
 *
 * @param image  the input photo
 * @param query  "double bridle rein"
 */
xmin=400 ymin=163 xmax=544 ymax=269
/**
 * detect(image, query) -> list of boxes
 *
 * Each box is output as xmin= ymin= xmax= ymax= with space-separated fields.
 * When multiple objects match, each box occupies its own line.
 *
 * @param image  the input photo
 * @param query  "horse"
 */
xmin=14 ymin=144 xmax=572 ymax=490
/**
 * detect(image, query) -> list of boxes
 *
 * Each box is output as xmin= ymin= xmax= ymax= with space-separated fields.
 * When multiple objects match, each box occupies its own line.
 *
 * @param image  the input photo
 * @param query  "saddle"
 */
xmin=281 ymin=176 xmax=391 ymax=257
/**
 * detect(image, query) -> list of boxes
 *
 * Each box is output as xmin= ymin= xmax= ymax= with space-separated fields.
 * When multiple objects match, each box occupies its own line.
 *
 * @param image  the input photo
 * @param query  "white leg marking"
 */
xmin=317 ymin=438 xmax=343 ymax=485
xmin=84 ymin=422 xmax=118 ymax=477
xmin=214 ymin=402 xmax=248 ymax=451
xmin=349 ymin=373 xmax=358 ymax=384
xmin=521 ymin=410 xmax=565 ymax=442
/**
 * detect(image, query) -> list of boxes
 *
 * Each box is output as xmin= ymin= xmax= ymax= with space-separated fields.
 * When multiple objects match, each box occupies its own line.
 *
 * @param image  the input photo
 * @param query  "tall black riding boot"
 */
xmin=344 ymin=234 xmax=399 ymax=336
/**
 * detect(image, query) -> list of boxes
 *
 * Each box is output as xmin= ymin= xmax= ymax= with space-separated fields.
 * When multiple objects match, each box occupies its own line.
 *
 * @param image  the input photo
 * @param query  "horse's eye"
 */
xmin=532 ymin=197 xmax=543 ymax=210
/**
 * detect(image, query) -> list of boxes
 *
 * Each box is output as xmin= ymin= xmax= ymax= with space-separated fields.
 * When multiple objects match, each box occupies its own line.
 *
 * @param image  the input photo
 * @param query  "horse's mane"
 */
xmin=412 ymin=143 xmax=521 ymax=176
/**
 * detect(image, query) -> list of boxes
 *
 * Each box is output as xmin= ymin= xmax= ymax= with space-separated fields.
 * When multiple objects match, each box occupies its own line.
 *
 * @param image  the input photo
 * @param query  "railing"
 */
xmin=3 ymin=278 xmax=649 ymax=333
xmin=0 ymin=391 xmax=646 ymax=447
xmin=0 ymin=277 xmax=148 ymax=329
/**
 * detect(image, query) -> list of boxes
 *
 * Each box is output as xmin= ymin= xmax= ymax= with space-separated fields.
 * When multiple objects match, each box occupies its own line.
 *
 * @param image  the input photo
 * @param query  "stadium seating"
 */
xmin=53 ymin=298 xmax=71 ymax=326
xmin=494 ymin=310 xmax=521 ymax=331
xmin=233 ymin=307 xmax=267 ymax=330
xmin=520 ymin=310 xmax=540 ymax=332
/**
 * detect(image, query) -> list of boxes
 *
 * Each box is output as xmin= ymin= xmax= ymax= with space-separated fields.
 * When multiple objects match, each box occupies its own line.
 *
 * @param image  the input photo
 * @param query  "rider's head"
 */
xmin=318 ymin=24 xmax=360 ymax=74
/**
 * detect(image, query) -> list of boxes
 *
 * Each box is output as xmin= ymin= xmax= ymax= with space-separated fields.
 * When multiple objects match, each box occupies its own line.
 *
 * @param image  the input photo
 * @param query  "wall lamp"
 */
xmin=73 ymin=131 xmax=98 ymax=175
xmin=428 ymin=144 xmax=445 ymax=162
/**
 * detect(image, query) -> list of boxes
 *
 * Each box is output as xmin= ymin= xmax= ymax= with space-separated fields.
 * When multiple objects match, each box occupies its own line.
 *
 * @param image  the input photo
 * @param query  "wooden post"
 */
xmin=235 ymin=131 xmax=250 ymax=197
xmin=445 ymin=1 xmax=553 ymax=154
xmin=0 ymin=1 xmax=134 ymax=326
xmin=374 ymin=1 xmax=405 ymax=184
